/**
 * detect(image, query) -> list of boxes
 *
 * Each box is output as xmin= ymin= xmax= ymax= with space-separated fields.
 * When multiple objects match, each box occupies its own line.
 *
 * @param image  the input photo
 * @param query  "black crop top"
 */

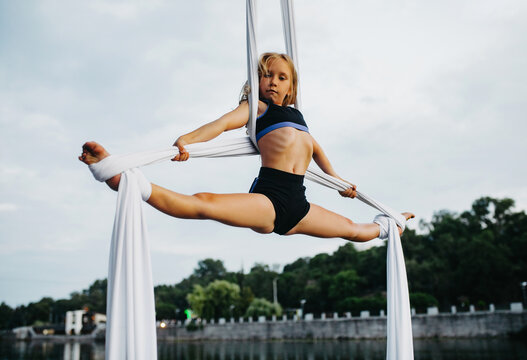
xmin=256 ymin=99 xmax=309 ymax=142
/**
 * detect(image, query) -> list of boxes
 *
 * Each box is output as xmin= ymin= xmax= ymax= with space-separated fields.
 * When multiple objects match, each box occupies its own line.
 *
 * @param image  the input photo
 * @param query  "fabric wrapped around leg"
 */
xmin=374 ymin=214 xmax=390 ymax=240
xmin=130 ymin=168 xmax=152 ymax=201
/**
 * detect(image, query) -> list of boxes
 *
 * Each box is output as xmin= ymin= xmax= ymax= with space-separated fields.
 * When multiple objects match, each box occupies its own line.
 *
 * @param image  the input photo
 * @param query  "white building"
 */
xmin=65 ymin=309 xmax=106 ymax=335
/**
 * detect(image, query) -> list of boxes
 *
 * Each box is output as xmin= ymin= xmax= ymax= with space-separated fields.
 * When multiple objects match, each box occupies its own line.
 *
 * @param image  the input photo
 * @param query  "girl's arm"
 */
xmin=312 ymin=137 xmax=357 ymax=198
xmin=172 ymin=102 xmax=250 ymax=161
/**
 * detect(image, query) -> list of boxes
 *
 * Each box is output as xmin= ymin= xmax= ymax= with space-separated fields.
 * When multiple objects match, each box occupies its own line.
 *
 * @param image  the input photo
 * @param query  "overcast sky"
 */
xmin=1 ymin=0 xmax=526 ymax=307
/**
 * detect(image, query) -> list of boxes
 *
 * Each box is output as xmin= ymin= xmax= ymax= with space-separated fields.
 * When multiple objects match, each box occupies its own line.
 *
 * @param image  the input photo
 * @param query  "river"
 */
xmin=1 ymin=338 xmax=526 ymax=359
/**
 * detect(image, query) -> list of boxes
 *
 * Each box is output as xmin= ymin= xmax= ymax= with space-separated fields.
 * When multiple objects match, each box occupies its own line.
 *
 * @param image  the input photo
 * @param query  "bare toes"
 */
xmin=79 ymin=141 xmax=110 ymax=165
xmin=402 ymin=212 xmax=415 ymax=221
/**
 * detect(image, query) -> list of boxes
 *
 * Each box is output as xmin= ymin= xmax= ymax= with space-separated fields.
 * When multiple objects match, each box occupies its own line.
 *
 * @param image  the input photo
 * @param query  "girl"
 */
xmin=79 ymin=52 xmax=413 ymax=240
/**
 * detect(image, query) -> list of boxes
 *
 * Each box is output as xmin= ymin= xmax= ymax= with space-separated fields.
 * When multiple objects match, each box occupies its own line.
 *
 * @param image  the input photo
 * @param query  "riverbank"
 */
xmin=157 ymin=310 xmax=527 ymax=341
xmin=4 ymin=309 xmax=525 ymax=342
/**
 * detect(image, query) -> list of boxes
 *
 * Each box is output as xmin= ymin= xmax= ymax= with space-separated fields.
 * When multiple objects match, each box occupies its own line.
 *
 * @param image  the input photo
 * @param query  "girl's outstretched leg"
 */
xmin=286 ymin=203 xmax=414 ymax=241
xmin=147 ymin=186 xmax=276 ymax=233
xmin=79 ymin=141 xmax=277 ymax=234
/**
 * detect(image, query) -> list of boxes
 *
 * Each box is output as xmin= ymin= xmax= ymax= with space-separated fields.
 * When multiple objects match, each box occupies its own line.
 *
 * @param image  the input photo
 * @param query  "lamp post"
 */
xmin=300 ymin=299 xmax=306 ymax=319
xmin=521 ymin=282 xmax=527 ymax=308
xmin=273 ymin=278 xmax=278 ymax=305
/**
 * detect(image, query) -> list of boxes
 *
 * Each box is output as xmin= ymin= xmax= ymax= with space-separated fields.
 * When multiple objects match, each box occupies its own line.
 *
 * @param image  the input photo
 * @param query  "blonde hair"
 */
xmin=239 ymin=52 xmax=298 ymax=107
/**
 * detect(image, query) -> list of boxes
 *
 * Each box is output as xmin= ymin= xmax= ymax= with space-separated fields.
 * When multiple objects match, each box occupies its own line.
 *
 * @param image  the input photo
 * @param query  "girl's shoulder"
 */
xmin=258 ymin=99 xmax=270 ymax=115
xmin=238 ymin=99 xmax=271 ymax=118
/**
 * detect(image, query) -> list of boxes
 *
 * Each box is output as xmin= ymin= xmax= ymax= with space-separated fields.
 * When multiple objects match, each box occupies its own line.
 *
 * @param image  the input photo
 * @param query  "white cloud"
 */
xmin=89 ymin=1 xmax=162 ymax=20
xmin=1 ymin=0 xmax=526 ymax=306
xmin=0 ymin=203 xmax=17 ymax=212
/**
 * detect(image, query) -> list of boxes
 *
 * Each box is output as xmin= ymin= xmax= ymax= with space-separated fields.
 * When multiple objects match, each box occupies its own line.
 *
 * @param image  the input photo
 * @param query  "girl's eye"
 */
xmin=279 ymin=76 xmax=286 ymax=80
xmin=264 ymin=74 xmax=271 ymax=78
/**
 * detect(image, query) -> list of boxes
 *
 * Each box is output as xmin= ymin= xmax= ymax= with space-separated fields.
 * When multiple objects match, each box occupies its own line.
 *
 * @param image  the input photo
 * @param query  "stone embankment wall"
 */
xmin=157 ymin=311 xmax=527 ymax=341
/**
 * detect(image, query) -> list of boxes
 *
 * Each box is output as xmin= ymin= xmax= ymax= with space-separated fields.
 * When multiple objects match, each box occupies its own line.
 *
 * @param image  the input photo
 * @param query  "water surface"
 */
xmin=1 ymin=338 xmax=526 ymax=359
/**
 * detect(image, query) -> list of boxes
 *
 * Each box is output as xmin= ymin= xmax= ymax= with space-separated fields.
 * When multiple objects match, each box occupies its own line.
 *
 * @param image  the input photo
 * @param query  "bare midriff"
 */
xmin=258 ymin=127 xmax=313 ymax=175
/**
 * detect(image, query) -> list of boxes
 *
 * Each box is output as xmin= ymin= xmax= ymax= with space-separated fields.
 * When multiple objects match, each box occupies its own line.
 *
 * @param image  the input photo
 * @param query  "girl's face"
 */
xmin=259 ymin=58 xmax=292 ymax=106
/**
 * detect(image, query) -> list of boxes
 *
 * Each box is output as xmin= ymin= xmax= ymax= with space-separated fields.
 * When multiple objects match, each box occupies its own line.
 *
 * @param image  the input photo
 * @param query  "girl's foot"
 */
xmin=79 ymin=141 xmax=121 ymax=190
xmin=398 ymin=212 xmax=415 ymax=235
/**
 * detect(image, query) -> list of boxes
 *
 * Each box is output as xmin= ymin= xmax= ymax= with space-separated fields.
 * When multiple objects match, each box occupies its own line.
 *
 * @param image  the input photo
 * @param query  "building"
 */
xmin=65 ymin=309 xmax=106 ymax=335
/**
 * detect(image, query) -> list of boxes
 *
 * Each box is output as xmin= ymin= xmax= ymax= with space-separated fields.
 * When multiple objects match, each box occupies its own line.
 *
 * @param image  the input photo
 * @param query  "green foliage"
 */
xmin=2 ymin=196 xmax=525 ymax=330
xmin=156 ymin=302 xmax=178 ymax=320
xmin=410 ymin=293 xmax=439 ymax=313
xmin=68 ymin=279 xmax=107 ymax=313
xmin=239 ymin=287 xmax=255 ymax=315
xmin=404 ymin=197 xmax=527 ymax=307
xmin=244 ymin=264 xmax=279 ymax=301
xmin=187 ymin=280 xmax=241 ymax=320
xmin=337 ymin=295 xmax=387 ymax=315
xmin=185 ymin=320 xmax=203 ymax=332
xmin=194 ymin=259 xmax=227 ymax=283
xmin=0 ymin=302 xmax=14 ymax=330
xmin=245 ymin=298 xmax=282 ymax=318
xmin=328 ymin=269 xmax=362 ymax=301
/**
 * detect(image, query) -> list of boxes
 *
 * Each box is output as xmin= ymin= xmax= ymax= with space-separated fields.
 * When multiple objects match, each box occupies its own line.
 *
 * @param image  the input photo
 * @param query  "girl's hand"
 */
xmin=339 ymin=180 xmax=357 ymax=198
xmin=171 ymin=137 xmax=189 ymax=161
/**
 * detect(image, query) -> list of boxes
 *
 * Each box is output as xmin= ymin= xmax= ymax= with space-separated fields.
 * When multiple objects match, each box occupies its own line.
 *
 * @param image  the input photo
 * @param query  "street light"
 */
xmin=521 ymin=282 xmax=527 ymax=307
xmin=300 ymin=299 xmax=306 ymax=319
xmin=273 ymin=278 xmax=278 ymax=305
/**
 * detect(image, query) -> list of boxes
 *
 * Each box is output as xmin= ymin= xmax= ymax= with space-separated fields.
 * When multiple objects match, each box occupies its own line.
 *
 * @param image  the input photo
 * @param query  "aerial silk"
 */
xmin=92 ymin=1 xmax=413 ymax=359
xmin=104 ymin=170 xmax=156 ymax=360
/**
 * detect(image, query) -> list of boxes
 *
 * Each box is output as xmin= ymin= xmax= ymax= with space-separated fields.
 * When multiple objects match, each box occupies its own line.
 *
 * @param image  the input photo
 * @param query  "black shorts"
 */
xmin=249 ymin=167 xmax=311 ymax=235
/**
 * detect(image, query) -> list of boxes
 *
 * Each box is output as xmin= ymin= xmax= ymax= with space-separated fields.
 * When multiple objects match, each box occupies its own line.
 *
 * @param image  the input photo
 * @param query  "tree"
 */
xmin=244 ymin=263 xmax=279 ymax=301
xmin=23 ymin=297 xmax=54 ymax=326
xmin=187 ymin=280 xmax=241 ymax=320
xmin=410 ymin=293 xmax=439 ymax=313
xmin=245 ymin=298 xmax=282 ymax=318
xmin=193 ymin=259 xmax=227 ymax=283
xmin=156 ymin=302 xmax=178 ymax=320
xmin=328 ymin=270 xmax=362 ymax=302
xmin=0 ymin=302 xmax=13 ymax=330
xmin=4 ymin=196 xmax=525 ymax=329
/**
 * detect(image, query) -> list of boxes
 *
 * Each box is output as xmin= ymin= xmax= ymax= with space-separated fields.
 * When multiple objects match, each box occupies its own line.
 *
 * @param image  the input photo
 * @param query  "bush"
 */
xmin=410 ymin=292 xmax=439 ymax=313
xmin=337 ymin=295 xmax=386 ymax=315
xmin=156 ymin=302 xmax=177 ymax=320
xmin=245 ymin=298 xmax=282 ymax=319
xmin=185 ymin=320 xmax=203 ymax=332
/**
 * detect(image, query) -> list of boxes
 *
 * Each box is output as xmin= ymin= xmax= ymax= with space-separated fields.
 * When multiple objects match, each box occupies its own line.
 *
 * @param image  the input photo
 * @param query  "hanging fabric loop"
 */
xmin=246 ymin=0 xmax=260 ymax=150
xmin=98 ymin=2 xmax=413 ymax=359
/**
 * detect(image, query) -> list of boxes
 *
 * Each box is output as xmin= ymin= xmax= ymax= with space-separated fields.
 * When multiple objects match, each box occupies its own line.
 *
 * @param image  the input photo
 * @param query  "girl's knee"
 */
xmin=193 ymin=192 xmax=215 ymax=202
xmin=192 ymin=192 xmax=216 ymax=219
xmin=344 ymin=219 xmax=361 ymax=241
xmin=253 ymin=226 xmax=274 ymax=235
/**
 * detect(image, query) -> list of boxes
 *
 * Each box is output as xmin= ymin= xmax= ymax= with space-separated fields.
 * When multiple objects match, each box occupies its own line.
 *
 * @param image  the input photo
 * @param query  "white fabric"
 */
xmin=374 ymin=214 xmax=391 ymax=240
xmin=132 ymin=168 xmax=152 ymax=201
xmin=94 ymin=1 xmax=413 ymax=359
xmin=246 ymin=0 xmax=260 ymax=149
xmin=89 ymin=137 xmax=258 ymax=183
xmin=276 ymin=5 xmax=413 ymax=356
xmin=375 ymin=215 xmax=415 ymax=359
xmin=92 ymin=145 xmax=412 ymax=360
xmin=105 ymin=170 xmax=157 ymax=360
xmin=90 ymin=142 xmax=404 ymax=230
xmin=280 ymin=0 xmax=301 ymax=109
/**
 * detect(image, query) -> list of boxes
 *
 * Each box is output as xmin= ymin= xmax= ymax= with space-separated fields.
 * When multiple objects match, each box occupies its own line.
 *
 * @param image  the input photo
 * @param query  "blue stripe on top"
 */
xmin=256 ymin=121 xmax=310 ymax=142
